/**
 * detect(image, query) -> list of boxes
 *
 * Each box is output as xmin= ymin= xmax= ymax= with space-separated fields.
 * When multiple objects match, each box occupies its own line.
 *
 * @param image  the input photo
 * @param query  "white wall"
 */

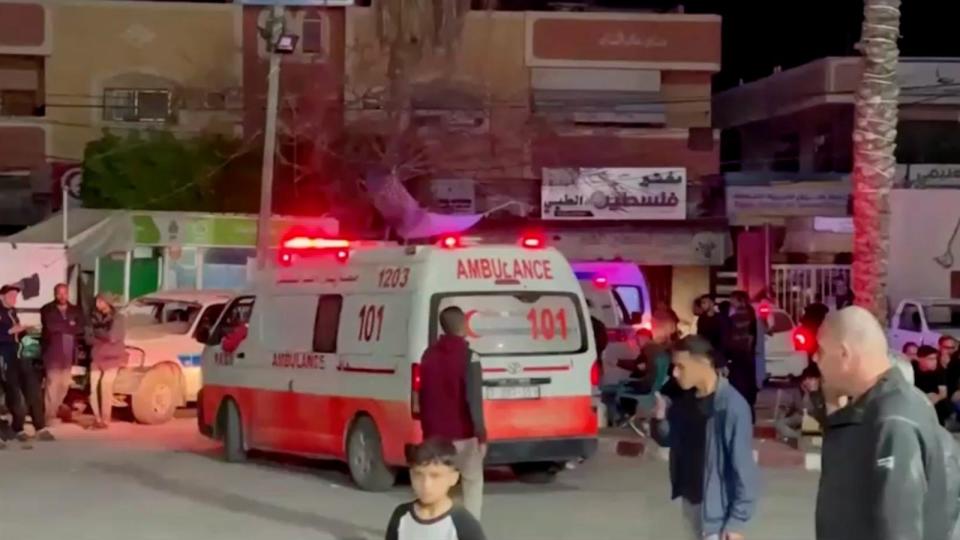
xmin=889 ymin=189 xmax=960 ymax=306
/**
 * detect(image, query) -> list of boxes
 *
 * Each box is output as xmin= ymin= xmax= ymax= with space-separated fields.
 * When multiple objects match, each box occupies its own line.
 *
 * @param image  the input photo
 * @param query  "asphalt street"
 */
xmin=0 ymin=418 xmax=819 ymax=540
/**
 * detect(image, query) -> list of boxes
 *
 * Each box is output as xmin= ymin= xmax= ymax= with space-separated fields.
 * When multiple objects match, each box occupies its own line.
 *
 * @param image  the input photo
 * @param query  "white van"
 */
xmin=198 ymin=235 xmax=599 ymax=491
xmin=571 ymin=262 xmax=651 ymax=386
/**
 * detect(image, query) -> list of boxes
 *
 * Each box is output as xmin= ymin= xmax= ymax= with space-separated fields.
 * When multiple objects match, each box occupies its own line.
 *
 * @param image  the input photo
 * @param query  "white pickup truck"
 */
xmin=888 ymin=298 xmax=960 ymax=351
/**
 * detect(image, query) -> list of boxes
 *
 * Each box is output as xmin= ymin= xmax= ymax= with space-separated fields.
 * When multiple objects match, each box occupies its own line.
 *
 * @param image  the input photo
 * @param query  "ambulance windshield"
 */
xmin=434 ymin=292 xmax=586 ymax=355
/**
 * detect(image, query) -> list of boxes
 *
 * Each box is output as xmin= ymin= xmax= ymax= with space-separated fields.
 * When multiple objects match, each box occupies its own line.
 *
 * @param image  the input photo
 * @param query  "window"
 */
xmin=769 ymin=310 xmax=794 ymax=334
xmin=898 ymin=304 xmax=921 ymax=332
xmin=431 ymin=292 xmax=586 ymax=355
xmin=813 ymin=124 xmax=835 ymax=172
xmin=193 ymin=303 xmax=226 ymax=341
xmin=772 ymin=133 xmax=800 ymax=172
xmin=614 ymin=285 xmax=644 ymax=319
xmin=1 ymin=90 xmax=39 ymax=117
xmin=103 ymin=88 xmax=172 ymax=123
xmin=313 ymin=294 xmax=343 ymax=353
xmin=124 ymin=299 xmax=203 ymax=335
xmin=210 ymin=296 xmax=255 ymax=345
xmin=302 ymin=17 xmax=324 ymax=54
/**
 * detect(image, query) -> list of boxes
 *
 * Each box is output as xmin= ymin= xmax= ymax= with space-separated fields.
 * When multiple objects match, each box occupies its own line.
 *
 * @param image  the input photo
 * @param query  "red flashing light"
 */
xmin=758 ymin=302 xmax=772 ymax=318
xmin=282 ymin=236 xmax=350 ymax=250
xmin=279 ymin=252 xmax=293 ymax=266
xmin=793 ymin=327 xmax=816 ymax=353
xmin=593 ymin=276 xmax=609 ymax=288
xmin=590 ymin=360 xmax=600 ymax=386
xmin=335 ymin=249 xmax=349 ymax=263
xmin=520 ymin=232 xmax=546 ymax=249
xmin=439 ymin=235 xmax=461 ymax=249
xmin=411 ymin=363 xmax=422 ymax=418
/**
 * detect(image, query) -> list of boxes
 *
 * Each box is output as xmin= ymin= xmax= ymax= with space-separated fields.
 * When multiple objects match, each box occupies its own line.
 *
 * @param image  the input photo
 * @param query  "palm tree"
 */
xmin=851 ymin=0 xmax=901 ymax=321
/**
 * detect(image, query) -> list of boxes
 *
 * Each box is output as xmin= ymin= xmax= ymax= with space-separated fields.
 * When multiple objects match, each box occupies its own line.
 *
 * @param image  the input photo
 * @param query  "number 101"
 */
xmin=526 ymin=308 xmax=568 ymax=340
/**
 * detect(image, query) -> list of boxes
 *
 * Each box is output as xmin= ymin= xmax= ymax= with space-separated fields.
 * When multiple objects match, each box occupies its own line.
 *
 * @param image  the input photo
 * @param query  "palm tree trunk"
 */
xmin=852 ymin=0 xmax=901 ymax=321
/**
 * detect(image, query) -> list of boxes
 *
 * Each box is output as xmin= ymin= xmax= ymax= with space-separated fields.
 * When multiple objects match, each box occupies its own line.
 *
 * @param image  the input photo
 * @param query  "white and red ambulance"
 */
xmin=197 ymin=233 xmax=599 ymax=491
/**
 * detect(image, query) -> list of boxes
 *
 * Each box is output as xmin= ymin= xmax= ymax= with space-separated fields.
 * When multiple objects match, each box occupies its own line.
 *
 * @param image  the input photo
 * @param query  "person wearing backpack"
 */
xmin=815 ymin=307 xmax=957 ymax=540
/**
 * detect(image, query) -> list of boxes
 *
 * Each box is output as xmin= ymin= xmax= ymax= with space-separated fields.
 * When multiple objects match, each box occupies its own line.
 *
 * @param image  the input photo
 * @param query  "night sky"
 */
xmin=499 ymin=0 xmax=960 ymax=90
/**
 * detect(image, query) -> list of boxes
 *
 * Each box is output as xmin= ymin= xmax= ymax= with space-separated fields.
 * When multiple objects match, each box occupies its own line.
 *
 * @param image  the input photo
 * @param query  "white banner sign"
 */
xmin=726 ymin=183 xmax=850 ymax=220
xmin=906 ymin=164 xmax=960 ymax=188
xmin=541 ymin=167 xmax=686 ymax=220
xmin=431 ymin=179 xmax=476 ymax=214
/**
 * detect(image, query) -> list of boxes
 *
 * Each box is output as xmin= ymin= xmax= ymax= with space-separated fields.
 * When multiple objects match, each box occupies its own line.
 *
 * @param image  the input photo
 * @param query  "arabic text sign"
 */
xmin=907 ymin=164 xmax=960 ymax=188
xmin=527 ymin=14 xmax=721 ymax=68
xmin=726 ymin=184 xmax=850 ymax=219
xmin=542 ymin=167 xmax=686 ymax=221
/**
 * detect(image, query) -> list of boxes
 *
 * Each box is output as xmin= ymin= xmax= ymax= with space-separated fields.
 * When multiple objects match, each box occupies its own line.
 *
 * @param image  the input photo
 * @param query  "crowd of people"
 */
xmin=903 ymin=335 xmax=960 ymax=428
xmin=0 ymin=282 xmax=127 ymax=448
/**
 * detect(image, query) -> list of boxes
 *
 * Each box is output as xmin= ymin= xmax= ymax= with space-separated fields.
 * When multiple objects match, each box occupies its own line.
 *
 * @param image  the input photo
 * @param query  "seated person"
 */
xmin=913 ymin=345 xmax=952 ymax=425
xmin=775 ymin=365 xmax=825 ymax=445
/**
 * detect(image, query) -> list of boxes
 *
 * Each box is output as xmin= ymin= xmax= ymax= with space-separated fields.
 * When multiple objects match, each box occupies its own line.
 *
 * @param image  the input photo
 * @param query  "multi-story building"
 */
xmin=0 ymin=0 xmax=243 ymax=227
xmin=343 ymin=6 xmax=727 ymax=321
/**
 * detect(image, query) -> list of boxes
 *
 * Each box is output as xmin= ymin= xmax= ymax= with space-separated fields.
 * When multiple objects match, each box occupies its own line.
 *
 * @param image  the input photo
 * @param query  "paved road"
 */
xmin=0 ymin=419 xmax=818 ymax=540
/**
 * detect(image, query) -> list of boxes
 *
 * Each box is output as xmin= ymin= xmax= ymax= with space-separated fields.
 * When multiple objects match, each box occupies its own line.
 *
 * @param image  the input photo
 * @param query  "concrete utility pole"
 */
xmin=256 ymin=3 xmax=284 ymax=269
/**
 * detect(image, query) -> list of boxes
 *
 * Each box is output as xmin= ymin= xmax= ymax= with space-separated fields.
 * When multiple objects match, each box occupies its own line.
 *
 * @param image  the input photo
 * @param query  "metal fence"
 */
xmin=771 ymin=264 xmax=852 ymax=322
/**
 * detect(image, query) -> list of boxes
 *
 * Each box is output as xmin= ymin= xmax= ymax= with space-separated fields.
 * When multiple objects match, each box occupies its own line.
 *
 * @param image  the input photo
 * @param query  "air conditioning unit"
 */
xmin=412 ymin=109 xmax=489 ymax=134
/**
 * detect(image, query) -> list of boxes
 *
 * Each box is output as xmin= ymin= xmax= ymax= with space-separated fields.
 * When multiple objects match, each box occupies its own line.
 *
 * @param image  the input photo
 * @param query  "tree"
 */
xmin=851 ymin=0 xmax=901 ymax=320
xmin=81 ymin=130 xmax=259 ymax=213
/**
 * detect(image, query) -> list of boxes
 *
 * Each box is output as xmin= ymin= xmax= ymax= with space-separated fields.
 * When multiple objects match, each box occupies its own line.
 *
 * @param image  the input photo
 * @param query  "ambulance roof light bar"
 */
xmin=282 ymin=236 xmax=351 ymax=250
xmin=520 ymin=231 xmax=546 ymax=249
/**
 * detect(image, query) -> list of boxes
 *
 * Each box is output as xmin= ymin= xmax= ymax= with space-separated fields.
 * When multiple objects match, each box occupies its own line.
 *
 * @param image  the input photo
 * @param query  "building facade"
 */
xmin=0 ymin=0 xmax=243 ymax=227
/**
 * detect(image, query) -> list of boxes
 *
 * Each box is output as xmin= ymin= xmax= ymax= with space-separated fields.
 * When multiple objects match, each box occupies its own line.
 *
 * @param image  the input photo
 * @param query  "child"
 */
xmin=385 ymin=439 xmax=486 ymax=540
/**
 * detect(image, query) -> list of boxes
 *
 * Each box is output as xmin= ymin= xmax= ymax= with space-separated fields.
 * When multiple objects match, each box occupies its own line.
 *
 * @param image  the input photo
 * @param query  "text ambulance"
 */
xmin=198 ymin=235 xmax=599 ymax=490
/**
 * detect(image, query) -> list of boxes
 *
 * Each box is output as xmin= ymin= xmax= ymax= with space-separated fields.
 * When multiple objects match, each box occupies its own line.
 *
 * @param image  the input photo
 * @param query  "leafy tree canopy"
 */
xmin=80 ymin=130 xmax=259 ymax=213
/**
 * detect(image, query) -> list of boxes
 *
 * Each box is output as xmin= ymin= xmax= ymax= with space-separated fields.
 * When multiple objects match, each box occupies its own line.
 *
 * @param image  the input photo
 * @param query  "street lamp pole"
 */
xmin=256 ymin=4 xmax=284 ymax=270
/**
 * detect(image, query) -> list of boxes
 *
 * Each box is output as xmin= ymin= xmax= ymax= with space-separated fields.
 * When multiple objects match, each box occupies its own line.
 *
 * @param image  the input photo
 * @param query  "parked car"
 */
xmin=760 ymin=306 xmax=809 ymax=379
xmin=888 ymin=298 xmax=960 ymax=351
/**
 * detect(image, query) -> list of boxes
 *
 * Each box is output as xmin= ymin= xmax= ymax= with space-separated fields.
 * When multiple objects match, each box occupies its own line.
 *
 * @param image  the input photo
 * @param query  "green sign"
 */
xmin=132 ymin=214 xmax=337 ymax=247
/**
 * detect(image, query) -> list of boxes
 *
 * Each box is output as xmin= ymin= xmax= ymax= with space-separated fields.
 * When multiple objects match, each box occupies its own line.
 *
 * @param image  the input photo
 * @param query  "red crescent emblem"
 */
xmin=464 ymin=309 xmax=480 ymax=338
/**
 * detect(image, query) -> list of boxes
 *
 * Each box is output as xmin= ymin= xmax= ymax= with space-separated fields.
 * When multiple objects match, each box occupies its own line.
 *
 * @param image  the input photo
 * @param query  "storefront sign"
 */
xmin=132 ymin=214 xmax=338 ymax=247
xmin=431 ymin=179 xmax=475 ymax=214
xmin=726 ymin=183 xmax=850 ymax=222
xmin=527 ymin=13 xmax=720 ymax=69
xmin=906 ymin=164 xmax=960 ymax=188
xmin=542 ymin=167 xmax=686 ymax=221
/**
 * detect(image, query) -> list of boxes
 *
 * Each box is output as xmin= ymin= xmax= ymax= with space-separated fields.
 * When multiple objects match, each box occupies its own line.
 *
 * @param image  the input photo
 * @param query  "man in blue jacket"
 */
xmin=652 ymin=334 xmax=759 ymax=540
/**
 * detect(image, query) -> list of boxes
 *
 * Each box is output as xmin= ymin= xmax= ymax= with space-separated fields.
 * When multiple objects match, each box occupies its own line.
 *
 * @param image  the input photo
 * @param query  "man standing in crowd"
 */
xmin=419 ymin=306 xmax=487 ymax=520
xmin=815 ymin=307 xmax=954 ymax=540
xmin=696 ymin=295 xmax=728 ymax=355
xmin=0 ymin=284 xmax=54 ymax=444
xmin=725 ymin=291 xmax=758 ymax=422
xmin=40 ymin=283 xmax=84 ymax=425
xmin=651 ymin=335 xmax=758 ymax=540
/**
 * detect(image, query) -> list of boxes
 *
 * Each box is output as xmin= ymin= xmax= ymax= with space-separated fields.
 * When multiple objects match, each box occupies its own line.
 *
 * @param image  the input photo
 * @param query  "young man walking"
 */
xmin=419 ymin=306 xmax=487 ymax=520
xmin=651 ymin=335 xmax=759 ymax=540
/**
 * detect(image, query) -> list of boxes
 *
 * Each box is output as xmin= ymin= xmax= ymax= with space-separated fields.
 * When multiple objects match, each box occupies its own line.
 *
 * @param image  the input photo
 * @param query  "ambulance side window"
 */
xmin=209 ymin=296 xmax=255 ymax=345
xmin=314 ymin=295 xmax=343 ymax=353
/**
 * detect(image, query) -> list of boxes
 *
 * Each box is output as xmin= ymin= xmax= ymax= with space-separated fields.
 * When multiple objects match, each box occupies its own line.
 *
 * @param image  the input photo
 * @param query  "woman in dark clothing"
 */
xmin=88 ymin=295 xmax=128 ymax=429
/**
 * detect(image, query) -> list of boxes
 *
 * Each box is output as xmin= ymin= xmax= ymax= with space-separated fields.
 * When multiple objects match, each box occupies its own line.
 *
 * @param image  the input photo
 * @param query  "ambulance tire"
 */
xmin=347 ymin=416 xmax=396 ymax=491
xmin=131 ymin=367 xmax=180 ymax=425
xmin=220 ymin=399 xmax=247 ymax=463
xmin=511 ymin=462 xmax=561 ymax=484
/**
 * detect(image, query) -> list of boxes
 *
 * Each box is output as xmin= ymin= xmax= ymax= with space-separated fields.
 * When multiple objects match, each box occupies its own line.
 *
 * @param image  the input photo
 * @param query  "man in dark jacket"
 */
xmin=816 ymin=306 xmax=955 ymax=540
xmin=652 ymin=335 xmax=759 ymax=540
xmin=696 ymin=295 xmax=729 ymax=354
xmin=40 ymin=283 xmax=84 ymax=424
xmin=0 ymin=284 xmax=53 ymax=443
xmin=725 ymin=291 xmax=758 ymax=422
xmin=419 ymin=306 xmax=487 ymax=519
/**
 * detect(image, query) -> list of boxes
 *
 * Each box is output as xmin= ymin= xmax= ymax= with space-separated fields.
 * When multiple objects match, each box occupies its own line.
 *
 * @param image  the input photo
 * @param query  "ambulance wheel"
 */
xmin=220 ymin=399 xmax=247 ymax=463
xmin=511 ymin=462 xmax=561 ymax=484
xmin=347 ymin=416 xmax=396 ymax=491
xmin=131 ymin=368 xmax=180 ymax=425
